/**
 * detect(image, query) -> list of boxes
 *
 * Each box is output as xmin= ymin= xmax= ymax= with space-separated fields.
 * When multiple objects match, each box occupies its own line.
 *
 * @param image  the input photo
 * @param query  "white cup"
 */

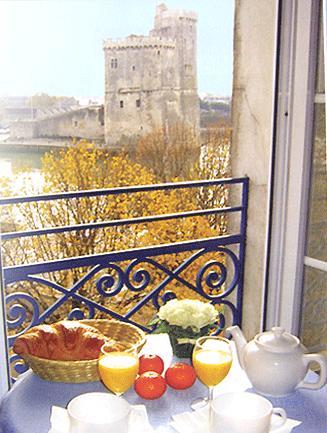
xmin=67 ymin=392 xmax=131 ymax=433
xmin=211 ymin=392 xmax=287 ymax=433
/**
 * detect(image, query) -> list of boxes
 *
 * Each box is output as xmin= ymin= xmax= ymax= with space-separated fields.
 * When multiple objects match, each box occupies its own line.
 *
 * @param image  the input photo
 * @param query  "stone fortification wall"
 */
xmin=37 ymin=106 xmax=104 ymax=140
xmin=10 ymin=106 xmax=104 ymax=141
xmin=10 ymin=120 xmax=38 ymax=139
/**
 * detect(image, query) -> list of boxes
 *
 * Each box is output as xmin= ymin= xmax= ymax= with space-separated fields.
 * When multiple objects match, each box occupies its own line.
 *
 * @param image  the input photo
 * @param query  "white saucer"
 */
xmin=170 ymin=405 xmax=301 ymax=433
xmin=49 ymin=404 xmax=153 ymax=433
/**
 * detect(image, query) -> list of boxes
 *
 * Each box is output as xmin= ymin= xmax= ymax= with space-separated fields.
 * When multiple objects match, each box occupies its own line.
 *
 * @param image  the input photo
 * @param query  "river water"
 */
xmin=0 ymin=148 xmax=48 ymax=194
xmin=0 ymin=149 xmax=44 ymax=175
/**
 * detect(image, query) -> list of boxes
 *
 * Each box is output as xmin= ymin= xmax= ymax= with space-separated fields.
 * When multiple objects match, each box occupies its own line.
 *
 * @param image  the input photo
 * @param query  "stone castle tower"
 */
xmin=103 ymin=3 xmax=199 ymax=145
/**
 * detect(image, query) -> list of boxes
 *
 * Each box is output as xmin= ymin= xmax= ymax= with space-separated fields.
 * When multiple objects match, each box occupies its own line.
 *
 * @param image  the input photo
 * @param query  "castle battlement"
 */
xmin=103 ymin=36 xmax=175 ymax=50
xmin=159 ymin=9 xmax=197 ymax=22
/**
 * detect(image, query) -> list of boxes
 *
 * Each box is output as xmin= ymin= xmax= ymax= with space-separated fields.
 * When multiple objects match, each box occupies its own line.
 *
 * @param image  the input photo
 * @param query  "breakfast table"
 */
xmin=0 ymin=334 xmax=326 ymax=433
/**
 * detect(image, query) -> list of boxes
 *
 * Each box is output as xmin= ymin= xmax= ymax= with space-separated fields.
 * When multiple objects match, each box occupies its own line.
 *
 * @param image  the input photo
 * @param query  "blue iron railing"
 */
xmin=0 ymin=177 xmax=248 ymax=380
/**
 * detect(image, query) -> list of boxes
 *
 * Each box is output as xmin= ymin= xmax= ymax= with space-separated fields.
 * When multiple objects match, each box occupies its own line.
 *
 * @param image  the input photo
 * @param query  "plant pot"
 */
xmin=168 ymin=334 xmax=197 ymax=359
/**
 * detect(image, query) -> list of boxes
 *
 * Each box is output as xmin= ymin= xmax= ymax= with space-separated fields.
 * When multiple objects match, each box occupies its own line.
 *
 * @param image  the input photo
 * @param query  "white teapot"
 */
xmin=227 ymin=325 xmax=327 ymax=397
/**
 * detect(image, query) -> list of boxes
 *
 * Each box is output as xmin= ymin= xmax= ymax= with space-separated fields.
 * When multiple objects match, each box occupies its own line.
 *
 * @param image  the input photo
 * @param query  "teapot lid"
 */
xmin=255 ymin=327 xmax=300 ymax=353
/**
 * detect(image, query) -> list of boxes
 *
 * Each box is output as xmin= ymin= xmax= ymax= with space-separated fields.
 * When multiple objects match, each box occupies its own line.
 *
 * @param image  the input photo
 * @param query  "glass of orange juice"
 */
xmin=98 ymin=343 xmax=139 ymax=396
xmin=192 ymin=335 xmax=232 ymax=410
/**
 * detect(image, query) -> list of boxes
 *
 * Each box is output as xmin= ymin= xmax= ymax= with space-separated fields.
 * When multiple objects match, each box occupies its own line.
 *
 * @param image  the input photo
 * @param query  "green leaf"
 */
xmin=147 ymin=316 xmax=160 ymax=327
xmin=152 ymin=320 xmax=171 ymax=334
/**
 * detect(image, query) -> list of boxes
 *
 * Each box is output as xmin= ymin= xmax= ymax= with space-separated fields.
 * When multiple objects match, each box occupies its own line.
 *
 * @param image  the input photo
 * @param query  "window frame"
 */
xmin=264 ymin=0 xmax=325 ymax=334
xmin=0 ymin=250 xmax=10 ymax=397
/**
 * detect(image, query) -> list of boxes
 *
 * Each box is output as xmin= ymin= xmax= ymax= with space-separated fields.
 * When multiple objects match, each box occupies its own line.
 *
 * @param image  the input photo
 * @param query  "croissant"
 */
xmin=13 ymin=321 xmax=120 ymax=361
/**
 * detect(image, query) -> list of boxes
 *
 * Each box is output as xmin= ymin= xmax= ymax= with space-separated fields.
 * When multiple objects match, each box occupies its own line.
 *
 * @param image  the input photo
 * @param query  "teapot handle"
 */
xmin=297 ymin=353 xmax=327 ymax=390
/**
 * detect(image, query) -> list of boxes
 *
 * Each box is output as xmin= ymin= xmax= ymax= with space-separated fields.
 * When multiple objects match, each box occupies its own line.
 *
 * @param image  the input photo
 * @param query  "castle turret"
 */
xmin=151 ymin=4 xmax=198 ymax=91
xmin=151 ymin=4 xmax=199 ymax=128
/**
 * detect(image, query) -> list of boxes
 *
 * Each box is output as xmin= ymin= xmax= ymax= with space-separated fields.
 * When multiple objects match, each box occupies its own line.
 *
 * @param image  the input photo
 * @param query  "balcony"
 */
xmin=0 ymin=177 xmax=248 ymax=382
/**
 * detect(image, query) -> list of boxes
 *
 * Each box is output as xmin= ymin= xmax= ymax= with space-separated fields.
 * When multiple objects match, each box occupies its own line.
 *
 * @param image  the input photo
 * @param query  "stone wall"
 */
xmin=10 ymin=120 xmax=38 ymax=139
xmin=231 ymin=0 xmax=277 ymax=338
xmin=10 ymin=106 xmax=104 ymax=141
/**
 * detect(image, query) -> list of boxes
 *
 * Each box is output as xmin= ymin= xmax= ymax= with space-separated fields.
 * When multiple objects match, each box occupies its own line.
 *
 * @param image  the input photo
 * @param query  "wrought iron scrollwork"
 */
xmin=5 ymin=247 xmax=240 ymax=339
xmin=68 ymin=304 xmax=95 ymax=320
xmin=96 ymin=263 xmax=125 ymax=297
xmin=10 ymin=354 xmax=29 ymax=378
xmin=196 ymin=247 xmax=239 ymax=298
xmin=211 ymin=299 xmax=238 ymax=335
xmin=6 ymin=292 xmax=40 ymax=337
xmin=125 ymin=259 xmax=153 ymax=292
xmin=4 ymin=243 xmax=242 ymax=381
xmin=196 ymin=259 xmax=227 ymax=293
xmin=161 ymin=291 xmax=177 ymax=304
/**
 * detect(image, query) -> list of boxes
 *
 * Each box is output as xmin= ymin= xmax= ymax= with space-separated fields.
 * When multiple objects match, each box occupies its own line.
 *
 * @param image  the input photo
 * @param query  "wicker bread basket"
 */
xmin=21 ymin=319 xmax=146 ymax=383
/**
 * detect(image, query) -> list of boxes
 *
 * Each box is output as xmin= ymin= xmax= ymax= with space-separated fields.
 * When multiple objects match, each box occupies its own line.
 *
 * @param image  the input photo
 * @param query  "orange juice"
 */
xmin=192 ymin=349 xmax=232 ymax=386
xmin=98 ymin=352 xmax=139 ymax=395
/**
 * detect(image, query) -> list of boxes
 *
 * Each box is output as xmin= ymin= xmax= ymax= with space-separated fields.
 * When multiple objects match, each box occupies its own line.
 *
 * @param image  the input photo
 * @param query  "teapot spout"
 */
xmin=226 ymin=325 xmax=247 ymax=369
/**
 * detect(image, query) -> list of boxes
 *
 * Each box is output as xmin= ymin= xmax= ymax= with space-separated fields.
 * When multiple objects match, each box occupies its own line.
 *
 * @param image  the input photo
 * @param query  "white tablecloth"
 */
xmin=0 ymin=334 xmax=326 ymax=433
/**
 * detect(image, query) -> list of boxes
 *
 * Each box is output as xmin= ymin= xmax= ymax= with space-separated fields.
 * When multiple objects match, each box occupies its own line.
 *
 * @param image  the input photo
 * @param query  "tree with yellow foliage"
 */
xmin=1 ymin=140 xmax=222 ymax=326
xmin=135 ymin=122 xmax=200 ymax=182
xmin=196 ymin=124 xmax=232 ymax=232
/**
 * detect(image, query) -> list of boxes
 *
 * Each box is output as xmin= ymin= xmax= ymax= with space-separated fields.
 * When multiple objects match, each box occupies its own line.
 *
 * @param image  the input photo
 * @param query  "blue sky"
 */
xmin=0 ymin=0 xmax=234 ymax=98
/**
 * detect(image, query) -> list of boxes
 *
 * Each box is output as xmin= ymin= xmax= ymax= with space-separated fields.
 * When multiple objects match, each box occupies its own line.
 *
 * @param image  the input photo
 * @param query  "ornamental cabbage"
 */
xmin=157 ymin=299 xmax=217 ymax=332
